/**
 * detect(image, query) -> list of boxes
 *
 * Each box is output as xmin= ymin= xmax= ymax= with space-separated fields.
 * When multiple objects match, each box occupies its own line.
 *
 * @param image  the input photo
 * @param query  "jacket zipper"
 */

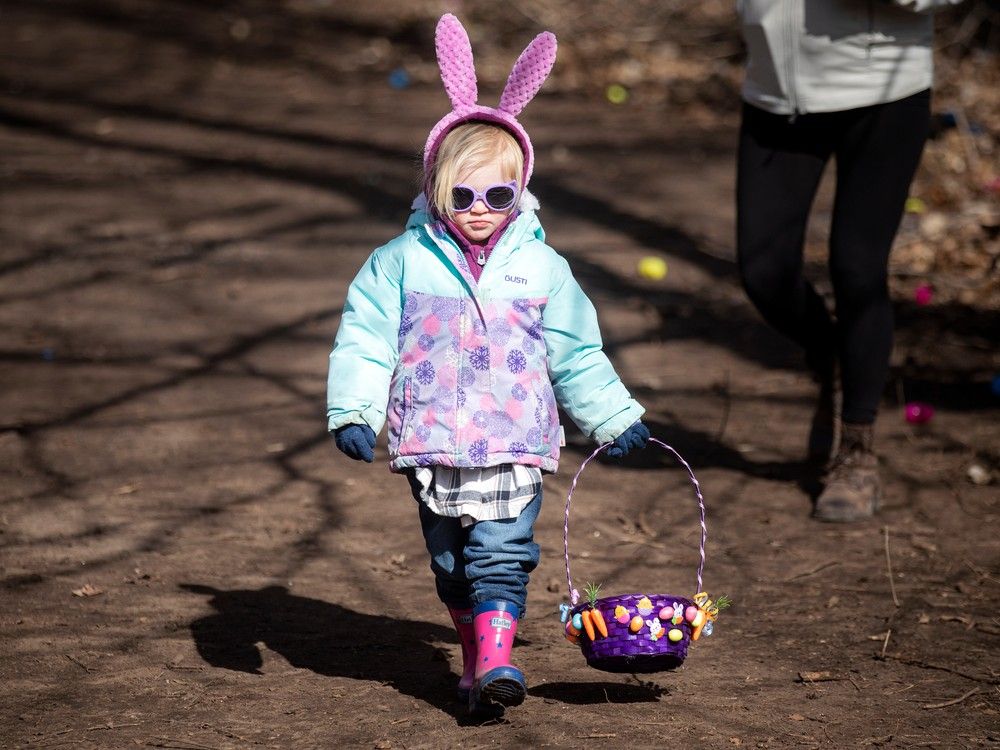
xmin=401 ymin=376 xmax=414 ymax=442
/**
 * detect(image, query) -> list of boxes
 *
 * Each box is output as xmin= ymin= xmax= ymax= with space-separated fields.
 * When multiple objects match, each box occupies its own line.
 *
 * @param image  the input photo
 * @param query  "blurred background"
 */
xmin=3 ymin=0 xmax=998 ymax=299
xmin=2 ymin=2 xmax=1000 ymax=747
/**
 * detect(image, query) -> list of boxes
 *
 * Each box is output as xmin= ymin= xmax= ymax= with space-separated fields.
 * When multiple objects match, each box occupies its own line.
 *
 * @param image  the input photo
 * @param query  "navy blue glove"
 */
xmin=605 ymin=421 xmax=650 ymax=458
xmin=333 ymin=423 xmax=376 ymax=462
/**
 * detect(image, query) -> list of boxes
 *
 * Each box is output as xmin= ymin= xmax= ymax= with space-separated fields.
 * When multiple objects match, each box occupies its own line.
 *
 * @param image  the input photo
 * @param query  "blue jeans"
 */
xmin=414 ymin=488 xmax=542 ymax=619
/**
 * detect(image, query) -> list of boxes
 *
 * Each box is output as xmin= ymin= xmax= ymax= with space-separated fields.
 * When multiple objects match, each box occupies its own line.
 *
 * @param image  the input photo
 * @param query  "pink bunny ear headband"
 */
xmin=423 ymin=13 xmax=557 ymax=191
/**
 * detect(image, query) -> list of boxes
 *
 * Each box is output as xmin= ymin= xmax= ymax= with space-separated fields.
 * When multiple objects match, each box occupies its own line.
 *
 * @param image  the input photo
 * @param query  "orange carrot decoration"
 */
xmin=590 ymin=607 xmax=608 ymax=638
xmin=583 ymin=582 xmax=607 ymax=638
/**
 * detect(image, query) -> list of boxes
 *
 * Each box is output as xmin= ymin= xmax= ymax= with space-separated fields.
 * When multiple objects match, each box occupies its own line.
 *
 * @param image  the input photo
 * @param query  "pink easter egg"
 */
xmin=685 ymin=605 xmax=699 ymax=623
xmin=658 ymin=606 xmax=673 ymax=621
xmin=905 ymin=402 xmax=935 ymax=424
xmin=914 ymin=284 xmax=933 ymax=306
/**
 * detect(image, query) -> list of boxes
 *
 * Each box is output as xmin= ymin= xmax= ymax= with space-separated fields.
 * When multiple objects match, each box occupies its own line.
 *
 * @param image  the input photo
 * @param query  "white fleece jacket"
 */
xmin=738 ymin=0 xmax=964 ymax=115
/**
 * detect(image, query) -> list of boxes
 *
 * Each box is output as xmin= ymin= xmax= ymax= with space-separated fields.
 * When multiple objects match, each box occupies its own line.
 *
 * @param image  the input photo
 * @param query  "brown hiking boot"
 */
xmin=813 ymin=423 xmax=880 ymax=522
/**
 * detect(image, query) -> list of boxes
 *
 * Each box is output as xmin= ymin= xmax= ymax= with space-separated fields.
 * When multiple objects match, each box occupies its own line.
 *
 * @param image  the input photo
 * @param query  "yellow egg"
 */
xmin=629 ymin=615 xmax=644 ymax=633
xmin=638 ymin=256 xmax=667 ymax=280
xmin=606 ymin=84 xmax=629 ymax=105
xmin=668 ymin=628 xmax=684 ymax=642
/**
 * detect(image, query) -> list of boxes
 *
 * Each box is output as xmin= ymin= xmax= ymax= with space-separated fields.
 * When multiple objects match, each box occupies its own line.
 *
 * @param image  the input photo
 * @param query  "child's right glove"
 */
xmin=333 ymin=423 xmax=376 ymax=462
xmin=605 ymin=421 xmax=650 ymax=458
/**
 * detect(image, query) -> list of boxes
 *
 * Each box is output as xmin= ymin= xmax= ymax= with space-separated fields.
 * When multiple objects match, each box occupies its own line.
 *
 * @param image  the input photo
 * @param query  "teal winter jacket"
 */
xmin=326 ymin=201 xmax=644 ymax=473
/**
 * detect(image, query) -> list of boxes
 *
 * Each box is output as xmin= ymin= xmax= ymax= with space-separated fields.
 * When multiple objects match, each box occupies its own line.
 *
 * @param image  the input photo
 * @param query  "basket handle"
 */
xmin=563 ymin=437 xmax=706 ymax=606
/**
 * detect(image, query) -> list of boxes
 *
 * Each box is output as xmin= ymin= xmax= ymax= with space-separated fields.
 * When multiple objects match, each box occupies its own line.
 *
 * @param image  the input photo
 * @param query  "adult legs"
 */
xmin=829 ymin=89 xmax=931 ymax=425
xmin=736 ymin=102 xmax=838 ymax=373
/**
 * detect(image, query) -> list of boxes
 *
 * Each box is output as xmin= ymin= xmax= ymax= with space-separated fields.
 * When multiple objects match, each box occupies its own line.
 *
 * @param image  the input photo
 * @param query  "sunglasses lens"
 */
xmin=485 ymin=186 xmax=516 ymax=210
xmin=451 ymin=187 xmax=475 ymax=211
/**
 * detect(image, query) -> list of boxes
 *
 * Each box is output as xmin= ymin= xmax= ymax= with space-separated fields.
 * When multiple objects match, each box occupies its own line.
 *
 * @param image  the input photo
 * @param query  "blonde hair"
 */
xmin=427 ymin=123 xmax=523 ymax=219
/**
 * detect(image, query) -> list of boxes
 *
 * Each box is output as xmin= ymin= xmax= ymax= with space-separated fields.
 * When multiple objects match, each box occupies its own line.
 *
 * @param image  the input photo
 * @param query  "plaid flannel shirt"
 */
xmin=413 ymin=464 xmax=542 ymax=527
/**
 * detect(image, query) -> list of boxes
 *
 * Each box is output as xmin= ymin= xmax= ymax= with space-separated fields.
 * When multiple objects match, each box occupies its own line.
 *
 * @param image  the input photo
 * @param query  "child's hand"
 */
xmin=333 ymin=423 xmax=376 ymax=462
xmin=605 ymin=421 xmax=650 ymax=458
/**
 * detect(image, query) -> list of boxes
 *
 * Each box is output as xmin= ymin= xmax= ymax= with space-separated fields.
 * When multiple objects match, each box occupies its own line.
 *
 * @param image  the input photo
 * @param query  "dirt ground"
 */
xmin=2 ymin=3 xmax=999 ymax=749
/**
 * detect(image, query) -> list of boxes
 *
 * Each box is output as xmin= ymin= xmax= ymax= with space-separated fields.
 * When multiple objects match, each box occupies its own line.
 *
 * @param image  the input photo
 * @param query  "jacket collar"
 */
xmin=406 ymin=192 xmax=545 ymax=291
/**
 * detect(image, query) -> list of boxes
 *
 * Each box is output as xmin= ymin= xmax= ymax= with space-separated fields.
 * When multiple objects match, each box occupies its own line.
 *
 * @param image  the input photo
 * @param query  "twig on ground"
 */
xmin=881 ymin=654 xmax=999 ymax=684
xmin=86 ymin=722 xmax=141 ymax=731
xmin=797 ymin=671 xmax=842 ymax=683
xmin=65 ymin=654 xmax=94 ymax=673
xmin=964 ymin=559 xmax=1000 ymax=586
xmin=146 ymin=737 xmax=220 ymax=750
xmin=921 ymin=687 xmax=979 ymax=710
xmin=883 ymin=526 xmax=900 ymax=607
xmin=881 ymin=629 xmax=892 ymax=659
xmin=785 ymin=561 xmax=840 ymax=582
xmin=617 ymin=533 xmax=667 ymax=550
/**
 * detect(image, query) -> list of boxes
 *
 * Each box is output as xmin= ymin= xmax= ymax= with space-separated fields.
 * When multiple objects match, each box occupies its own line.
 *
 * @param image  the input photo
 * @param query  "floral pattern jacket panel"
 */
xmin=327 ymin=206 xmax=644 ymax=473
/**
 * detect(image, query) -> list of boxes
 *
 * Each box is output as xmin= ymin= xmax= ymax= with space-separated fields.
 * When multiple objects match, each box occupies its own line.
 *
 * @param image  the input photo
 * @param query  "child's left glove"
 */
xmin=605 ymin=421 xmax=650 ymax=458
xmin=333 ymin=423 xmax=376 ymax=462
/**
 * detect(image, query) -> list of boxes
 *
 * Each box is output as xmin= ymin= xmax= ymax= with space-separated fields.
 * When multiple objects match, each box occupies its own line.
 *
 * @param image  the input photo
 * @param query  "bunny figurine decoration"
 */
xmin=423 ymin=14 xmax=558 ymax=192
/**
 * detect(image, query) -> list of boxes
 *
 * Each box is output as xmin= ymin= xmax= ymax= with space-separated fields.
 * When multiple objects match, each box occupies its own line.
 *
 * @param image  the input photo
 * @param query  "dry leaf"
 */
xmin=72 ymin=584 xmax=103 ymax=597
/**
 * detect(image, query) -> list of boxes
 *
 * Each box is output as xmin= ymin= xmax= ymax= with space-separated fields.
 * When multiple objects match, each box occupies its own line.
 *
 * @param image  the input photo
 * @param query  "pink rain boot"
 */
xmin=448 ymin=608 xmax=477 ymax=702
xmin=469 ymin=601 xmax=526 ymax=715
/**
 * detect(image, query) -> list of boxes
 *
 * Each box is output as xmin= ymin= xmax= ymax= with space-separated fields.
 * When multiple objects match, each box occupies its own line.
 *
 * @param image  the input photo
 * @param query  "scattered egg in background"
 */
xmin=606 ymin=83 xmax=628 ymax=104
xmin=905 ymin=402 xmax=934 ymax=424
xmin=638 ymin=256 xmax=668 ymax=280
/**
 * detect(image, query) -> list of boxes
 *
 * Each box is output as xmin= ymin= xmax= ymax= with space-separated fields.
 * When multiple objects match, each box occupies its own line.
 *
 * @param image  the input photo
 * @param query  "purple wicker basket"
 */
xmin=563 ymin=438 xmax=708 ymax=673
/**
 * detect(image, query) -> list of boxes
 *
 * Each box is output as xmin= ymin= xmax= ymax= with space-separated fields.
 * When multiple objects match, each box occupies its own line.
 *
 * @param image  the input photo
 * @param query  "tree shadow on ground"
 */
xmin=181 ymin=584 xmax=475 ymax=721
xmin=588 ymin=416 xmax=824 ymax=501
xmin=530 ymin=679 xmax=668 ymax=704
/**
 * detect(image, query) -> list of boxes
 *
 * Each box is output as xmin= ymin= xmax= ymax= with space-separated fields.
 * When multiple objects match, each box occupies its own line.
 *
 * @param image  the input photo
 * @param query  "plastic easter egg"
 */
xmin=565 ymin=632 xmax=580 ymax=645
xmin=658 ymin=606 xmax=674 ymax=621
xmin=629 ymin=615 xmax=644 ymax=633
xmin=388 ymin=67 xmax=410 ymax=89
xmin=905 ymin=402 xmax=934 ymax=424
xmin=606 ymin=84 xmax=628 ymax=105
xmin=684 ymin=605 xmax=699 ymax=623
xmin=904 ymin=196 xmax=926 ymax=214
xmin=691 ymin=609 xmax=706 ymax=628
xmin=566 ymin=620 xmax=581 ymax=637
xmin=668 ymin=628 xmax=684 ymax=642
xmin=572 ymin=613 xmax=583 ymax=631
xmin=638 ymin=256 xmax=667 ymax=280
xmin=703 ymin=620 xmax=714 ymax=636
xmin=914 ymin=284 xmax=934 ymax=306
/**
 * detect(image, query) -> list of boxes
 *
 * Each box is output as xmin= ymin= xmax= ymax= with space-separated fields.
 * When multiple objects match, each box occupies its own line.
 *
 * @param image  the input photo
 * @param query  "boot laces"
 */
xmin=826 ymin=447 xmax=874 ymax=489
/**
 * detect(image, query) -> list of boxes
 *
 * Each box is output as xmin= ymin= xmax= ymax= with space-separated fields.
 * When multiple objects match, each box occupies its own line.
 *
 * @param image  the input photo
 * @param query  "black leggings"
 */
xmin=736 ymin=90 xmax=930 ymax=425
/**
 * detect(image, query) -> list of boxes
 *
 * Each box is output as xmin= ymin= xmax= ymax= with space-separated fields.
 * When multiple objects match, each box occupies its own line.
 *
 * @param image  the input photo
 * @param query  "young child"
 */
xmin=327 ymin=14 xmax=649 ymax=716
